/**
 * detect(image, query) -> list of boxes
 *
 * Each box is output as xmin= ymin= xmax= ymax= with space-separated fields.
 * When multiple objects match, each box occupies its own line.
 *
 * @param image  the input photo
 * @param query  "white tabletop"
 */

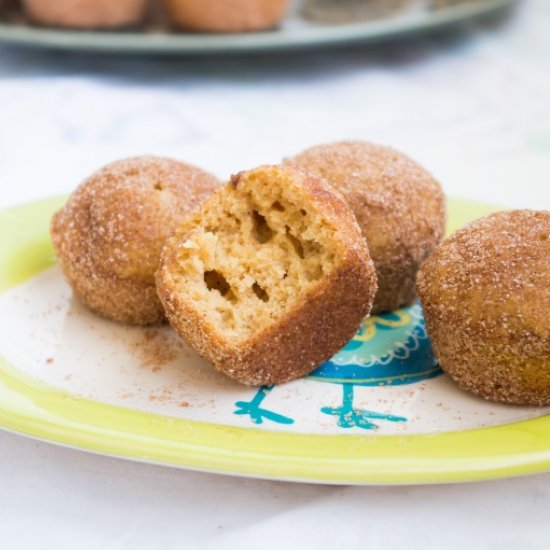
xmin=1 ymin=1 xmax=549 ymax=548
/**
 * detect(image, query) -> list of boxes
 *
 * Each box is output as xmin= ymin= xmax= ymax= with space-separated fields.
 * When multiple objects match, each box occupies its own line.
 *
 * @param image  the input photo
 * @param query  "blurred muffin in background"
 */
xmin=0 ymin=0 xmax=14 ymax=13
xmin=22 ymin=0 xmax=149 ymax=29
xmin=303 ymin=0 xmax=411 ymax=23
xmin=164 ymin=0 xmax=289 ymax=33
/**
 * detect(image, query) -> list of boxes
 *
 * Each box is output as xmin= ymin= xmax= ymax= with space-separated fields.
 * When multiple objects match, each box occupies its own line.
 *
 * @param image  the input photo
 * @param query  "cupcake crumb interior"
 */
xmin=169 ymin=170 xmax=340 ymax=341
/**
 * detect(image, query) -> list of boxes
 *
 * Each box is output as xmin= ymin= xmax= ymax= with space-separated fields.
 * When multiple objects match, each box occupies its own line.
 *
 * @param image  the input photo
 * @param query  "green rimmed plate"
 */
xmin=0 ymin=0 xmax=515 ymax=55
xmin=0 ymin=195 xmax=549 ymax=485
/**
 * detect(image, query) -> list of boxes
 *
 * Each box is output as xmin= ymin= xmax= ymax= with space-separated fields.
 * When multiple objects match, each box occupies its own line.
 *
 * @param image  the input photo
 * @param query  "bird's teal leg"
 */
xmin=234 ymin=385 xmax=294 ymax=425
xmin=321 ymin=384 xmax=407 ymax=430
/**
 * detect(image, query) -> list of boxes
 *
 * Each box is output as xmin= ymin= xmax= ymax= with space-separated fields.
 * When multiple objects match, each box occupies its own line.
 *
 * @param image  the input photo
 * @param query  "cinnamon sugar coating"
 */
xmin=156 ymin=165 xmax=377 ymax=386
xmin=22 ymin=0 xmax=148 ymax=29
xmin=164 ymin=0 xmax=289 ymax=32
xmin=51 ymin=156 xmax=219 ymax=325
xmin=417 ymin=210 xmax=550 ymax=406
xmin=285 ymin=141 xmax=446 ymax=314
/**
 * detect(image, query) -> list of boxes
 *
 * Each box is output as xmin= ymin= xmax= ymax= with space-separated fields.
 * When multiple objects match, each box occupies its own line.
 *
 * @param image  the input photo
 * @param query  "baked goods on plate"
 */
xmin=156 ymin=164 xmax=377 ymax=385
xmin=22 ymin=0 xmax=150 ymax=29
xmin=164 ymin=0 xmax=290 ymax=33
xmin=285 ymin=140 xmax=446 ymax=314
xmin=418 ymin=210 xmax=550 ymax=406
xmin=51 ymin=156 xmax=219 ymax=325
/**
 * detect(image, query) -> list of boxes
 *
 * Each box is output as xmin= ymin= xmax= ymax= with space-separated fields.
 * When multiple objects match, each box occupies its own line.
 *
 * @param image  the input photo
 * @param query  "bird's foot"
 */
xmin=234 ymin=386 xmax=294 ymax=425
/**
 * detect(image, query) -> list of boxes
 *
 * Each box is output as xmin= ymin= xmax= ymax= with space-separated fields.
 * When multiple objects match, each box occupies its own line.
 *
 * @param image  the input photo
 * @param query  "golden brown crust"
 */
xmin=417 ymin=210 xmax=550 ymax=406
xmin=51 ymin=156 xmax=220 ymax=326
xmin=284 ymin=140 xmax=446 ymax=314
xmin=157 ymin=165 xmax=377 ymax=386
xmin=164 ymin=0 xmax=289 ymax=32
xmin=22 ymin=0 xmax=148 ymax=28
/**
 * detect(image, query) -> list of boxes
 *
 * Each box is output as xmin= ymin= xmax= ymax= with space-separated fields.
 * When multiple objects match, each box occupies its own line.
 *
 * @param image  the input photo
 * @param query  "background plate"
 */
xmin=0 ymin=196 xmax=549 ymax=485
xmin=0 ymin=0 xmax=515 ymax=55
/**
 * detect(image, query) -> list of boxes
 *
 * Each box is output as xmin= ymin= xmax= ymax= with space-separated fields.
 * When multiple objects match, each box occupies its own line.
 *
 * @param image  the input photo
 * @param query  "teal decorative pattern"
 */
xmin=233 ymin=304 xmax=442 ymax=429
xmin=321 ymin=384 xmax=407 ymax=429
xmin=234 ymin=386 xmax=294 ymax=425
xmin=308 ymin=303 xmax=441 ymax=386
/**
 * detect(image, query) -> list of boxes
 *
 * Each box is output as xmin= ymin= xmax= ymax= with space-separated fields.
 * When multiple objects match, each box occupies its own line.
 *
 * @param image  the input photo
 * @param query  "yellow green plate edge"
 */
xmin=1 ymin=195 xmax=549 ymax=485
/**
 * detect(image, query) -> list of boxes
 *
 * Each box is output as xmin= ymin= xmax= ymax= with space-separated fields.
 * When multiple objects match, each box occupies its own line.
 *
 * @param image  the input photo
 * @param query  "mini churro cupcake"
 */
xmin=418 ymin=210 xmax=550 ymax=406
xmin=156 ymin=165 xmax=377 ymax=385
xmin=22 ymin=0 xmax=149 ymax=29
xmin=51 ymin=156 xmax=220 ymax=325
xmin=285 ymin=141 xmax=446 ymax=314
xmin=164 ymin=0 xmax=289 ymax=33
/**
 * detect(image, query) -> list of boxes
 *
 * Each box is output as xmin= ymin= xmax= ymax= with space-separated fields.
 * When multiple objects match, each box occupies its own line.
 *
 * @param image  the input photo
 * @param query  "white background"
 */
xmin=1 ymin=0 xmax=550 ymax=548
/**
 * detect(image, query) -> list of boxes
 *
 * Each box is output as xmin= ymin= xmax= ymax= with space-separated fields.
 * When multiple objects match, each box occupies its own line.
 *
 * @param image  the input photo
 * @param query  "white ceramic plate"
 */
xmin=1 ymin=196 xmax=550 ymax=485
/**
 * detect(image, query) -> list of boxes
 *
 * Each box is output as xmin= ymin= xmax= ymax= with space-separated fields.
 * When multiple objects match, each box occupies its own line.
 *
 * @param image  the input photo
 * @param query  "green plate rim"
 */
xmin=0 ymin=0 xmax=516 ymax=55
xmin=1 ymin=194 xmax=549 ymax=485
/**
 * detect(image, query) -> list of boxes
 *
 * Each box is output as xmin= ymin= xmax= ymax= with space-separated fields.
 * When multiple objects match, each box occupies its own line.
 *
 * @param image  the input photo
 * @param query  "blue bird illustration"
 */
xmin=234 ymin=303 xmax=442 ymax=430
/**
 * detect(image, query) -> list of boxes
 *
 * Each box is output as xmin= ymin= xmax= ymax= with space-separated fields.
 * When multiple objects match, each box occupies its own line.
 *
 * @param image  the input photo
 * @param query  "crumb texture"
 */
xmin=164 ymin=167 xmax=342 ymax=341
xmin=157 ymin=165 xmax=377 ymax=385
xmin=133 ymin=330 xmax=184 ymax=371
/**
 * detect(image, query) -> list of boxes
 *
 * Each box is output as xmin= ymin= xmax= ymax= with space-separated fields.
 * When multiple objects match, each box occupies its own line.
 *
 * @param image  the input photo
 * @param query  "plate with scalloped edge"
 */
xmin=0 ymin=0 xmax=515 ymax=55
xmin=0 ymin=195 xmax=549 ymax=485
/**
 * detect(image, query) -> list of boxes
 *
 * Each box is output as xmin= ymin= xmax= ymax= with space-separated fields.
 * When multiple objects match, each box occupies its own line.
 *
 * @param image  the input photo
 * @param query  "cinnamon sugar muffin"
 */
xmin=417 ymin=210 xmax=550 ymax=406
xmin=164 ymin=0 xmax=289 ymax=33
xmin=51 ymin=156 xmax=219 ymax=325
xmin=285 ymin=141 xmax=446 ymax=314
xmin=156 ymin=165 xmax=377 ymax=386
xmin=22 ymin=0 xmax=149 ymax=29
